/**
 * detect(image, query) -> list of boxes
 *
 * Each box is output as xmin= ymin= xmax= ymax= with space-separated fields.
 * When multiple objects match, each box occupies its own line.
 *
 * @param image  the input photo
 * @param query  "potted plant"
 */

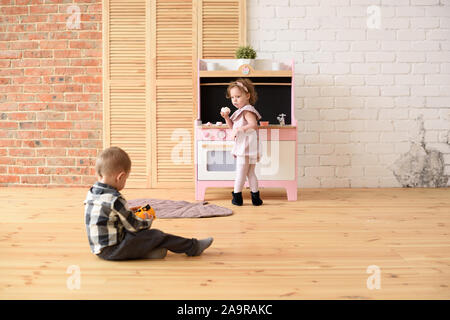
xmin=235 ymin=45 xmax=257 ymax=69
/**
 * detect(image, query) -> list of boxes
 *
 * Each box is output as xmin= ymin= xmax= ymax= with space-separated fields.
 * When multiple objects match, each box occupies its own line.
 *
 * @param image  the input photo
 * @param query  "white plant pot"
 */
xmin=236 ymin=59 xmax=255 ymax=69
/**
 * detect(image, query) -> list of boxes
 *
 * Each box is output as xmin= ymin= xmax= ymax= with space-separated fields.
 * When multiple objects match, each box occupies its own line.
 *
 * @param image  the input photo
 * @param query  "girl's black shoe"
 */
xmin=251 ymin=191 xmax=263 ymax=206
xmin=231 ymin=191 xmax=243 ymax=206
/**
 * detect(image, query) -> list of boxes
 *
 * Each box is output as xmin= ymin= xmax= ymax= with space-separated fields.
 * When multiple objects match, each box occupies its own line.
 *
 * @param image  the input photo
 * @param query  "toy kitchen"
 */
xmin=195 ymin=59 xmax=298 ymax=201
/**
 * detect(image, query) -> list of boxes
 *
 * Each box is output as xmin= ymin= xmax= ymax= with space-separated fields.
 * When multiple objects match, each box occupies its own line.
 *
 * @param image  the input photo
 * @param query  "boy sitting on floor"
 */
xmin=84 ymin=146 xmax=213 ymax=261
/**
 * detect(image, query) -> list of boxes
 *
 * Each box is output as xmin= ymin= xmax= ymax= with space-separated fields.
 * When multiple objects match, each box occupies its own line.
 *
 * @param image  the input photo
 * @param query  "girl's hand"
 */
xmin=220 ymin=107 xmax=231 ymax=118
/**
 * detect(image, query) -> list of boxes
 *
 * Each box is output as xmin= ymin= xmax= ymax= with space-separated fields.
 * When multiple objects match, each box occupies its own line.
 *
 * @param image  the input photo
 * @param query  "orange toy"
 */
xmin=133 ymin=204 xmax=156 ymax=220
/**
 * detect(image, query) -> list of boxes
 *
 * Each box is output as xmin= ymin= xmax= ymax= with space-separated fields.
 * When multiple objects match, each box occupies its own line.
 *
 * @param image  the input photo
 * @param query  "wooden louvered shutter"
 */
xmin=103 ymin=0 xmax=246 ymax=188
xmin=199 ymin=0 xmax=246 ymax=58
xmin=103 ymin=0 xmax=150 ymax=187
xmin=150 ymin=0 xmax=197 ymax=187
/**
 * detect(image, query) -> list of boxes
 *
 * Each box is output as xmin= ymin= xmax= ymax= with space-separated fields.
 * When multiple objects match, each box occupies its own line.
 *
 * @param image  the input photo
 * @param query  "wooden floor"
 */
xmin=0 ymin=187 xmax=449 ymax=300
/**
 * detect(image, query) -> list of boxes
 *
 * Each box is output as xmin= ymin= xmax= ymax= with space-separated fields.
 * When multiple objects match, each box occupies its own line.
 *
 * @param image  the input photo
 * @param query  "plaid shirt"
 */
xmin=84 ymin=181 xmax=153 ymax=254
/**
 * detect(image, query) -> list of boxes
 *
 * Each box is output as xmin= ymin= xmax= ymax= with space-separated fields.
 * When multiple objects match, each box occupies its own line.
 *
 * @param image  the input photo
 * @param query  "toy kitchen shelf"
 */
xmin=195 ymin=59 xmax=298 ymax=201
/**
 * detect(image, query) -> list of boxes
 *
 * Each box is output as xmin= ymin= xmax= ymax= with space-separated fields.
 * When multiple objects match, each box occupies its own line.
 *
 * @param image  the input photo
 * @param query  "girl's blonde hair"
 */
xmin=226 ymin=78 xmax=258 ymax=106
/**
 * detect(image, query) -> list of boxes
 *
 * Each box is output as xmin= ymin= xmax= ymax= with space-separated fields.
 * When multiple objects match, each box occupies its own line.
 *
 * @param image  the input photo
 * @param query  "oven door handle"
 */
xmin=201 ymin=144 xmax=233 ymax=150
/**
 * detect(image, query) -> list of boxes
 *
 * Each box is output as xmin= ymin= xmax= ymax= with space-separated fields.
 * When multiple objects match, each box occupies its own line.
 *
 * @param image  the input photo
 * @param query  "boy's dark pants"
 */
xmin=97 ymin=228 xmax=199 ymax=261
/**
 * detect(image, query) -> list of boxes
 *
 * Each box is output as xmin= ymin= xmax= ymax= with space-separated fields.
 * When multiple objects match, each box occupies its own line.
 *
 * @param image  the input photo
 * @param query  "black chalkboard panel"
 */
xmin=199 ymin=77 xmax=292 ymax=125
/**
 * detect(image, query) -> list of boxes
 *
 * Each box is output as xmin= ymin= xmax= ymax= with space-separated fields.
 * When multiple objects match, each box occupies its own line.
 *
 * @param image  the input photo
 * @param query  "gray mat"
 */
xmin=127 ymin=198 xmax=233 ymax=218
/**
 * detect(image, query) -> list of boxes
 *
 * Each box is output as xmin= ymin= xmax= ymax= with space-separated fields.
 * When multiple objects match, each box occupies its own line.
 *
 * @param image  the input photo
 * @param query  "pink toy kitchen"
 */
xmin=195 ymin=59 xmax=298 ymax=201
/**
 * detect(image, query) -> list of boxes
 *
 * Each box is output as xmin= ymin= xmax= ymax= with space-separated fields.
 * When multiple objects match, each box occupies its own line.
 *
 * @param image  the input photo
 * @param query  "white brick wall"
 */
xmin=248 ymin=0 xmax=450 ymax=188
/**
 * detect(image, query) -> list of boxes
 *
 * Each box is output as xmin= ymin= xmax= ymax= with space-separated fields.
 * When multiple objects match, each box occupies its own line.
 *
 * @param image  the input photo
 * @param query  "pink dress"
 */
xmin=229 ymin=105 xmax=262 ymax=161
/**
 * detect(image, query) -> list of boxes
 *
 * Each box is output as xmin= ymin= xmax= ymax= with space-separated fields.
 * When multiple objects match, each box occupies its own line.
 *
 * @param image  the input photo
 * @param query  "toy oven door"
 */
xmin=197 ymin=141 xmax=236 ymax=180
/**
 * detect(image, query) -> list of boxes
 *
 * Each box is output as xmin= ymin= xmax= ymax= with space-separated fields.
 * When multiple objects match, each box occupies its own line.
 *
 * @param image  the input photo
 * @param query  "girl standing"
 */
xmin=220 ymin=78 xmax=263 ymax=206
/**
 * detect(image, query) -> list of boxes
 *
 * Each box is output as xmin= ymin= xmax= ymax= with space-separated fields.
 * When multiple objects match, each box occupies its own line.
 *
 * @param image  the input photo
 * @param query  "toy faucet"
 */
xmin=277 ymin=113 xmax=286 ymax=126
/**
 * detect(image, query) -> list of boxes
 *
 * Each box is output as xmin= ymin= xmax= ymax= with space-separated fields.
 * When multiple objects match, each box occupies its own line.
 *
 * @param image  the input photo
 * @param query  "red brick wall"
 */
xmin=0 ymin=0 xmax=102 ymax=187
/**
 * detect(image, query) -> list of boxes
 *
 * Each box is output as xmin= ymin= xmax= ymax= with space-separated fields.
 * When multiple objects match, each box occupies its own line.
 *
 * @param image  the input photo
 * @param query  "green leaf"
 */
xmin=235 ymin=45 xmax=257 ymax=59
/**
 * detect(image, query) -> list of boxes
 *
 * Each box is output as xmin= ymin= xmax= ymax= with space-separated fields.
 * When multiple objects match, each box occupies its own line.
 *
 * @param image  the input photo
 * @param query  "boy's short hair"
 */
xmin=95 ymin=147 xmax=131 ymax=178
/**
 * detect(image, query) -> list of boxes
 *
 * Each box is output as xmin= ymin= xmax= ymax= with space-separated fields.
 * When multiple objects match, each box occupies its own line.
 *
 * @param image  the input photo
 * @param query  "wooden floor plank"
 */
xmin=0 ymin=187 xmax=449 ymax=299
